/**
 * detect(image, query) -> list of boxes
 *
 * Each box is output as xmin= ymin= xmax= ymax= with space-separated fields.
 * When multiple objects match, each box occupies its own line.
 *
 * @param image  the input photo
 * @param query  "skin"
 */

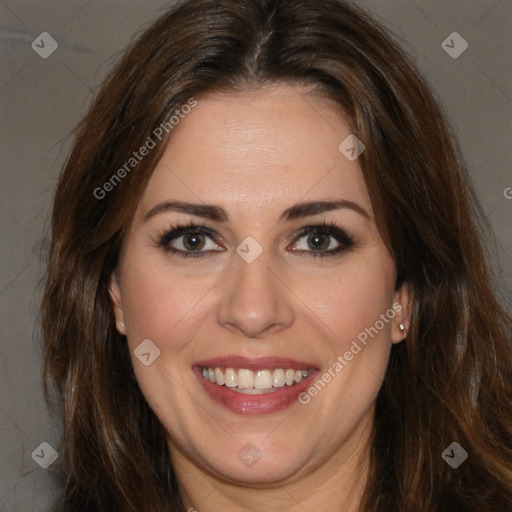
xmin=110 ymin=84 xmax=411 ymax=512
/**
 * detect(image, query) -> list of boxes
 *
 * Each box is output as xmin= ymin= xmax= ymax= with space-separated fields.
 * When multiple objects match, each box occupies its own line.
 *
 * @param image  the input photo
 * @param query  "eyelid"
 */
xmin=156 ymin=220 xmax=354 ymax=257
xmin=288 ymin=219 xmax=351 ymax=240
xmin=154 ymin=222 xmax=225 ymax=259
xmin=156 ymin=221 xmax=222 ymax=244
xmin=287 ymin=222 xmax=354 ymax=253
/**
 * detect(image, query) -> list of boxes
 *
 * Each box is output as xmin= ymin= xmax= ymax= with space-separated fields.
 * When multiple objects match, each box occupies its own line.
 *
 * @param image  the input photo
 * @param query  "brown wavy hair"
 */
xmin=41 ymin=0 xmax=512 ymax=510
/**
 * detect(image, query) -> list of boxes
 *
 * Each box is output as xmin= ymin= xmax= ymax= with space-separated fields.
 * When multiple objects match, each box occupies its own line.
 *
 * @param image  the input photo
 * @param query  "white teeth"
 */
xmin=237 ymin=369 xmax=254 ymax=389
xmin=215 ymin=368 xmax=224 ymax=386
xmin=200 ymin=366 xmax=310 ymax=390
xmin=224 ymin=368 xmax=237 ymax=388
xmin=272 ymin=369 xmax=285 ymax=387
xmin=254 ymin=370 xmax=273 ymax=389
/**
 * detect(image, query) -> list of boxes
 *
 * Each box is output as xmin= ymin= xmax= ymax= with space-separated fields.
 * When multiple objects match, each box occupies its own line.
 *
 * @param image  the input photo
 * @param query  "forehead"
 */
xmin=138 ymin=85 xmax=372 ymax=220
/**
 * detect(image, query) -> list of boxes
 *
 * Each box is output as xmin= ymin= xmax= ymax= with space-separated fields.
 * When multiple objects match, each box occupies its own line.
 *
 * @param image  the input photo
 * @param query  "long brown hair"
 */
xmin=41 ymin=0 xmax=512 ymax=510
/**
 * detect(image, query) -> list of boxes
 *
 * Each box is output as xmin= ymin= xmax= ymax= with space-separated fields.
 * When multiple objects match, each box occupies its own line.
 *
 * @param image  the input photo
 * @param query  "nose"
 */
xmin=216 ymin=251 xmax=295 ymax=339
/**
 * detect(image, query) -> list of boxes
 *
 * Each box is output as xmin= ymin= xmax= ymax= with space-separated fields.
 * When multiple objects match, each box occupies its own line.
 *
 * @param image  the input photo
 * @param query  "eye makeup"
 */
xmin=153 ymin=219 xmax=355 ymax=259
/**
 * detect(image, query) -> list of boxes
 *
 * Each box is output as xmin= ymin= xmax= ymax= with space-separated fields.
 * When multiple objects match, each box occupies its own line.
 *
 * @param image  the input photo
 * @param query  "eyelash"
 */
xmin=156 ymin=221 xmax=219 ymax=259
xmin=155 ymin=220 xmax=354 ymax=259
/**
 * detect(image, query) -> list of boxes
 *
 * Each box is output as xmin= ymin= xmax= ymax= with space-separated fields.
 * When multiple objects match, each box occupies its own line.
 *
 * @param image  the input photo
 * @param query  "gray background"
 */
xmin=1 ymin=0 xmax=511 ymax=510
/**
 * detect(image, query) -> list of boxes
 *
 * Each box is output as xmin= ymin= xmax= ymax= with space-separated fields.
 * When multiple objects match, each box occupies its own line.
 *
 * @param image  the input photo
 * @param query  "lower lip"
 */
xmin=193 ymin=367 xmax=319 ymax=415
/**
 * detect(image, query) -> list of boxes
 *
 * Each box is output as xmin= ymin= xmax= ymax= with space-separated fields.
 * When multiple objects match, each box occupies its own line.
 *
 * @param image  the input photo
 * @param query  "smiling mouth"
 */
xmin=192 ymin=355 xmax=319 ymax=414
xmin=198 ymin=366 xmax=312 ymax=394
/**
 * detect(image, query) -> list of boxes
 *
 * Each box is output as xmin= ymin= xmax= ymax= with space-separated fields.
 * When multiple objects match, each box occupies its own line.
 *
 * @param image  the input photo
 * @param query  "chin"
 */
xmin=196 ymin=435 xmax=316 ymax=486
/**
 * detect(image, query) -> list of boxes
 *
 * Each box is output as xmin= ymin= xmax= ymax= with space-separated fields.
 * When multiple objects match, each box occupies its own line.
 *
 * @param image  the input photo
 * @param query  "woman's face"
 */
xmin=110 ymin=85 xmax=410 ymax=486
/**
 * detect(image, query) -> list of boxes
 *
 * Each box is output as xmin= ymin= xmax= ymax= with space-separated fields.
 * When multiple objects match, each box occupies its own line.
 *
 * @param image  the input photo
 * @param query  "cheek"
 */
xmin=119 ymin=254 xmax=214 ymax=351
xmin=301 ymin=253 xmax=396 ymax=348
xmin=295 ymin=258 xmax=396 ymax=430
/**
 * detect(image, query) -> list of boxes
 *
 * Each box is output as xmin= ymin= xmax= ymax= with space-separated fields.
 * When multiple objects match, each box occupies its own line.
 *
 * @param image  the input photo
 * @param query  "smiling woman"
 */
xmin=41 ymin=0 xmax=512 ymax=511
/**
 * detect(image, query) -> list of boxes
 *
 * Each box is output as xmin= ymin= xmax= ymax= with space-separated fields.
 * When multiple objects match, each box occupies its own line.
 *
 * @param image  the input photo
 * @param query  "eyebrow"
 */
xmin=143 ymin=199 xmax=371 ymax=223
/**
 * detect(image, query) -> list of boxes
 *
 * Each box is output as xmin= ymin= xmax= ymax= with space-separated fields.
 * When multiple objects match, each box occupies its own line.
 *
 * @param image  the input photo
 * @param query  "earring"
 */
xmin=399 ymin=323 xmax=407 ymax=338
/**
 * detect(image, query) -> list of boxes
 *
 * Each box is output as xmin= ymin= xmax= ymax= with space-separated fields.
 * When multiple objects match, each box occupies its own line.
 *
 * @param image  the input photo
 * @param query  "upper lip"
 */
xmin=193 ymin=355 xmax=318 ymax=371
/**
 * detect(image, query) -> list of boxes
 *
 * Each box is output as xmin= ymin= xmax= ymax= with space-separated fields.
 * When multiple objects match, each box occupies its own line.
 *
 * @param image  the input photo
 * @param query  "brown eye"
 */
xmin=158 ymin=224 xmax=224 ymax=258
xmin=181 ymin=232 xmax=206 ymax=251
xmin=289 ymin=224 xmax=354 ymax=257
xmin=306 ymin=233 xmax=332 ymax=251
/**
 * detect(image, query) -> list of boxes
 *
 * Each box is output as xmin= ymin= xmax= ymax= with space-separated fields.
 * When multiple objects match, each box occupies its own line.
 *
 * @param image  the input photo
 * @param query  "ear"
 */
xmin=391 ymin=282 xmax=412 ymax=344
xmin=109 ymin=271 xmax=126 ymax=335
